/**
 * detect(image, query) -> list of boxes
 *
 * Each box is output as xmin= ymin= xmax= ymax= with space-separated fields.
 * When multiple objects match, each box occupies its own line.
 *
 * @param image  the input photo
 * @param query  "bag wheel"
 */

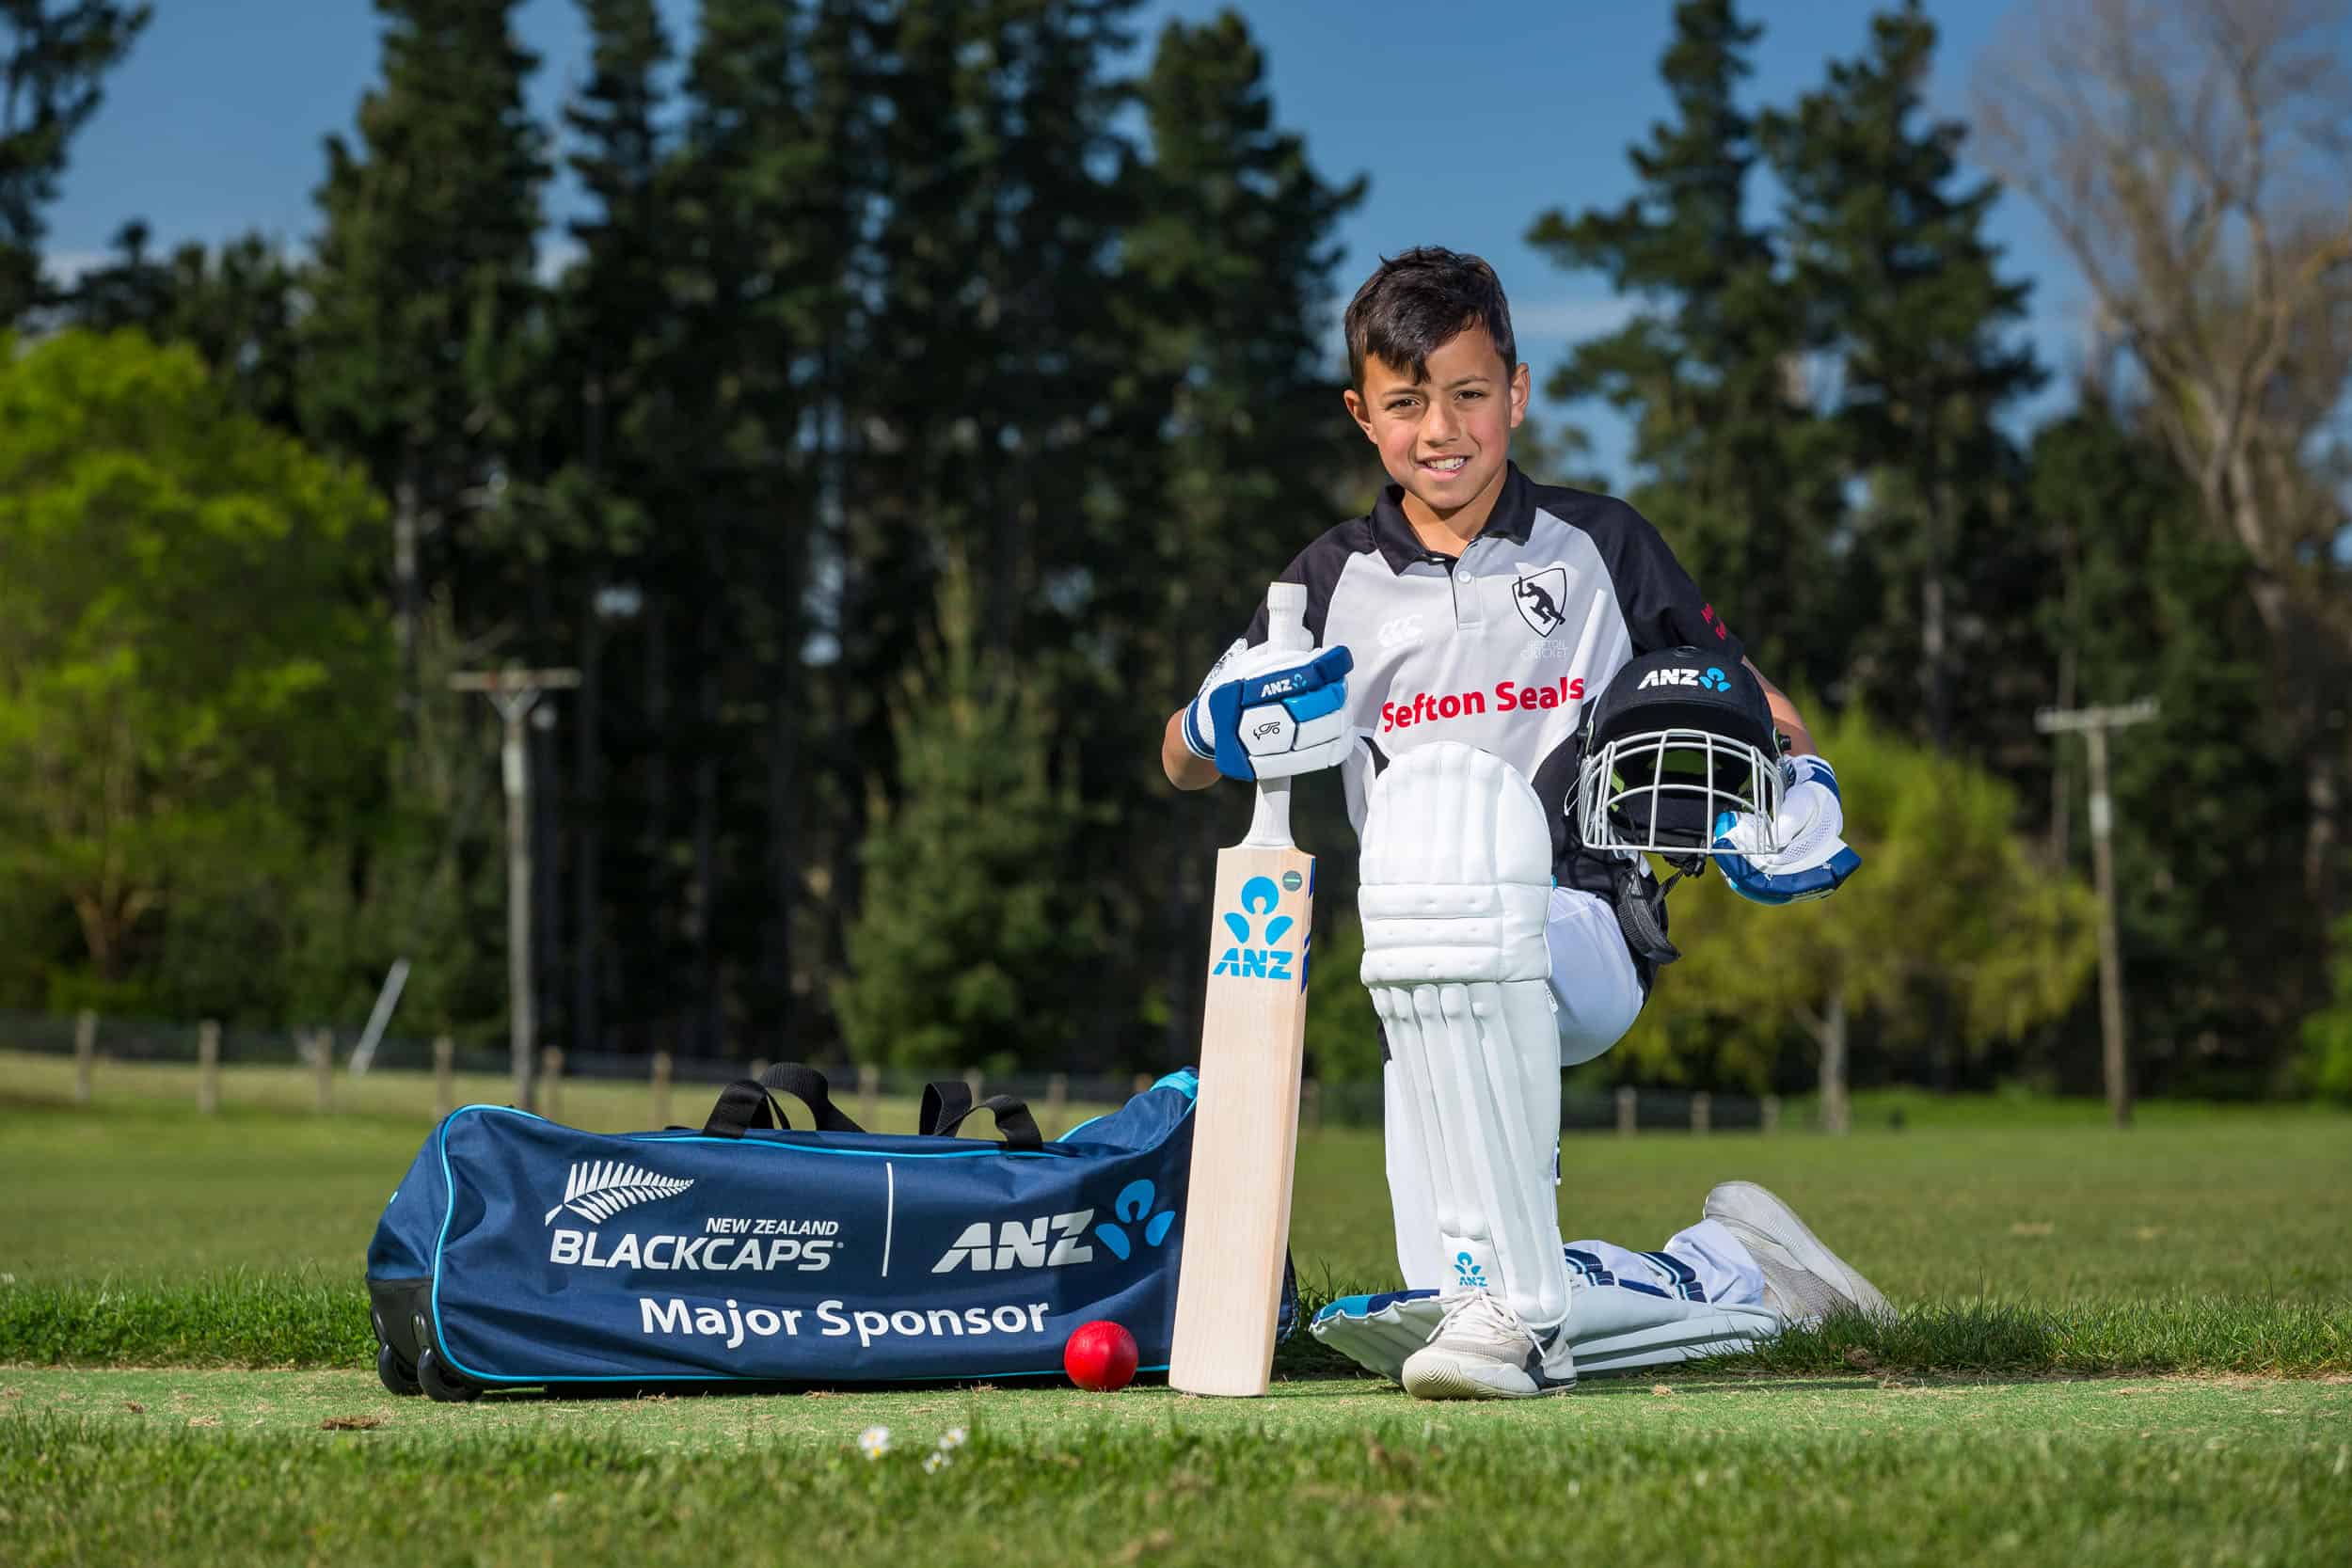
xmin=376 ymin=1342 xmax=422 ymax=1397
xmin=415 ymin=1347 xmax=480 ymax=1403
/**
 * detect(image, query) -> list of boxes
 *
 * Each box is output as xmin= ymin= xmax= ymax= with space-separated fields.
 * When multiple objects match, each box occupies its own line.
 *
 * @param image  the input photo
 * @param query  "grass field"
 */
xmin=5 ymin=1054 xmax=2349 ymax=1564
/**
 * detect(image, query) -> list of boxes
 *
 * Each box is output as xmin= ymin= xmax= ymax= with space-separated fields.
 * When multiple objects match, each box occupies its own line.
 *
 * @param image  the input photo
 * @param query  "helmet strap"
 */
xmin=1612 ymin=859 xmax=1696 ymax=967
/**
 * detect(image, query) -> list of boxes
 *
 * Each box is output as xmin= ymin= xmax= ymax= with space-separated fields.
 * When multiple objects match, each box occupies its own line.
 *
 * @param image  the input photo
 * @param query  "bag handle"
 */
xmin=918 ymin=1080 xmax=1043 ymax=1149
xmin=702 ymin=1063 xmax=867 ymax=1139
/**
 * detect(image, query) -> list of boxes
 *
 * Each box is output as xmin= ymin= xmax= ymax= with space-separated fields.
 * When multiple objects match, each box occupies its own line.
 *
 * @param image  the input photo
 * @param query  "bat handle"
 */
xmin=1243 ymin=775 xmax=1294 ymax=848
xmin=1264 ymin=580 xmax=1310 ymax=653
xmin=1243 ymin=580 xmax=1308 ymax=848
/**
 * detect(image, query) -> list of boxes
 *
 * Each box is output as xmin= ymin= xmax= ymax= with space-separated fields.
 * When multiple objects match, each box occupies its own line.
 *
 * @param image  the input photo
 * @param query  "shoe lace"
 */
xmin=1426 ymin=1289 xmax=1534 ymax=1354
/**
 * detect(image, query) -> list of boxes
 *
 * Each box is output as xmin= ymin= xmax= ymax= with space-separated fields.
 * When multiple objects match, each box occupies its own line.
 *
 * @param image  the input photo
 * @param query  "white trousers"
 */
xmin=1377 ymin=886 xmax=1756 ymax=1300
xmin=1541 ymin=886 xmax=1646 ymax=1068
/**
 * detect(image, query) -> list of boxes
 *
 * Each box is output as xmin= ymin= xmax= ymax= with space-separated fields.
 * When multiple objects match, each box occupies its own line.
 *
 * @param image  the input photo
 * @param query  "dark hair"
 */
xmin=1343 ymin=247 xmax=1518 ymax=390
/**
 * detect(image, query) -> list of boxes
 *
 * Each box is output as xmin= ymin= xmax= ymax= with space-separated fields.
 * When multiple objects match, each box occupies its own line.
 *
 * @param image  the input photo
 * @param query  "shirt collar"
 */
xmin=1369 ymin=461 xmax=1537 ymax=573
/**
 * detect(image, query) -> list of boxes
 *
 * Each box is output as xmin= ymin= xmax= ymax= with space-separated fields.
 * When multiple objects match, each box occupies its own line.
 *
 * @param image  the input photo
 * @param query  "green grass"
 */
xmin=4 ymin=1373 xmax=2347 ymax=1567
xmin=5 ymin=1060 xmax=2349 ymax=1563
xmin=0 ymin=1046 xmax=1123 ymax=1136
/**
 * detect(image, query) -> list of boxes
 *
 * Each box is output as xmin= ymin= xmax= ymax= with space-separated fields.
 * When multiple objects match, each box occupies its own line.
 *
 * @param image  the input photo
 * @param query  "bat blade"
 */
xmin=1167 ymin=839 xmax=1315 ymax=1396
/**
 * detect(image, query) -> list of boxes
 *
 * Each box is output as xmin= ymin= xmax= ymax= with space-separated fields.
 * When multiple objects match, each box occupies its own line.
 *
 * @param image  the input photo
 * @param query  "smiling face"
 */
xmin=1343 ymin=323 xmax=1530 ymax=540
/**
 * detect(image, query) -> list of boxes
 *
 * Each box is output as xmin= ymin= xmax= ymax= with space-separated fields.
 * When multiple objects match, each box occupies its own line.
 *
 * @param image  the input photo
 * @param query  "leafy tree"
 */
xmin=1622 ymin=705 xmax=2098 ymax=1127
xmin=1759 ymin=1 xmax=2044 ymax=754
xmin=0 ymin=330 xmax=390 ymax=993
xmin=834 ymin=564 xmax=1107 ymax=1070
xmin=1528 ymin=0 xmax=1844 ymax=693
xmin=0 ymin=1 xmax=149 ymax=326
xmin=1977 ymin=0 xmax=2352 ymax=915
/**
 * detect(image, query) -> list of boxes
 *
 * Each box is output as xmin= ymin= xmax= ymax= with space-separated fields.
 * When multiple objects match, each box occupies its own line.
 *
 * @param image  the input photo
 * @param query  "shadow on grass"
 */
xmin=8 ymin=1275 xmax=2344 ymax=1381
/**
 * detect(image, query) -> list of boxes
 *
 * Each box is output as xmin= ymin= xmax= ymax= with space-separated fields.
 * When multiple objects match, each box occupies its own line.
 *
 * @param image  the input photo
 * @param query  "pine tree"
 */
xmin=1114 ymin=8 xmax=1363 ymax=1062
xmin=821 ymin=0 xmax=1146 ymax=1061
xmin=833 ymin=563 xmax=1107 ymax=1070
xmin=67 ymin=226 xmax=301 ymax=429
xmin=535 ymin=0 xmax=676 ymax=1058
xmin=1759 ymin=1 xmax=2043 ymax=753
xmin=1527 ymin=0 xmax=1844 ymax=691
xmin=0 ymin=2 xmax=150 ymax=326
xmin=661 ymin=0 xmax=839 ymax=1054
xmin=301 ymin=0 xmax=550 ymax=732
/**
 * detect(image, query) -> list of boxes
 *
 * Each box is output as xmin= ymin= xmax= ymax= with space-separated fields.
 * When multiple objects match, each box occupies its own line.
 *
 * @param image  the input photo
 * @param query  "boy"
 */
xmin=1160 ymin=248 xmax=1881 ymax=1399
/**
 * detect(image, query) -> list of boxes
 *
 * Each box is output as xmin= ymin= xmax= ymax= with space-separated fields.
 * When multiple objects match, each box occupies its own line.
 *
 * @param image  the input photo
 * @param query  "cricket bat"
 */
xmin=1168 ymin=580 xmax=1318 ymax=1397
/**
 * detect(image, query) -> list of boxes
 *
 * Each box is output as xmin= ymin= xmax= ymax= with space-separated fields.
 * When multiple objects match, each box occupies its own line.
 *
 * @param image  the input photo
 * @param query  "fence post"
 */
xmin=434 ymin=1037 xmax=456 ymax=1119
xmin=748 ymin=1056 xmax=769 ymax=1084
xmin=197 ymin=1021 xmax=220 ymax=1116
xmin=857 ymin=1063 xmax=879 ymax=1129
xmin=1131 ymin=1070 xmax=1152 ymax=1098
xmin=1761 ymin=1094 xmax=1781 ymax=1135
xmin=962 ymin=1066 xmax=982 ymax=1103
xmin=1615 ymin=1085 xmax=1637 ymax=1136
xmin=1045 ymin=1072 xmax=1068 ymax=1135
xmin=73 ymin=1009 xmax=96 ymax=1105
xmin=541 ymin=1047 xmax=564 ymax=1124
xmin=1692 ymin=1091 xmax=1711 ymax=1135
xmin=313 ymin=1029 xmax=334 ymax=1114
xmin=647 ymin=1050 xmax=672 ymax=1127
xmin=1301 ymin=1078 xmax=1323 ymax=1134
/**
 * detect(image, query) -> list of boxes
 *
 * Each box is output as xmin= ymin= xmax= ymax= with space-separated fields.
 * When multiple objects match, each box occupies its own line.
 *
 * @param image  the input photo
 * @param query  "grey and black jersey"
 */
xmin=1238 ymin=462 xmax=1744 ymax=908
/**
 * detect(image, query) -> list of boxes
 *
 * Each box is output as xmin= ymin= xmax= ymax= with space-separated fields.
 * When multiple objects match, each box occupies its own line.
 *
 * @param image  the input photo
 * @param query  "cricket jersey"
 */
xmin=1238 ymin=462 xmax=1744 ymax=910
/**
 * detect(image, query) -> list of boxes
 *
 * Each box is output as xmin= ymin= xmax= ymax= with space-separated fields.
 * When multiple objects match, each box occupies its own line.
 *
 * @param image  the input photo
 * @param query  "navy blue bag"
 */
xmin=367 ymin=1064 xmax=1288 ymax=1399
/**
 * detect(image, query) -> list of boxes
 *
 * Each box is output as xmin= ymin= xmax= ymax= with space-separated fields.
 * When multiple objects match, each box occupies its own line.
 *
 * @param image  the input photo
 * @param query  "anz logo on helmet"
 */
xmin=1636 ymin=666 xmax=1729 ymax=692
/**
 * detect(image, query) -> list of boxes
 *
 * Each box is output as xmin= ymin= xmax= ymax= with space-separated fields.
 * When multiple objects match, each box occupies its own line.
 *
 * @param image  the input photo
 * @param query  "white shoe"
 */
xmin=1399 ymin=1291 xmax=1577 ymax=1401
xmin=1702 ymin=1180 xmax=1892 ymax=1324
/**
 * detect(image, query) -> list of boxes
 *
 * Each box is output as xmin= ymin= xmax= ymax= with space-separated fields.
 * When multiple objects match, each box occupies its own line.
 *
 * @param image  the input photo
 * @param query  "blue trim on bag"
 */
xmin=427 ymin=1091 xmax=1196 ymax=1386
xmin=1060 ymin=1069 xmax=1197 ymax=1145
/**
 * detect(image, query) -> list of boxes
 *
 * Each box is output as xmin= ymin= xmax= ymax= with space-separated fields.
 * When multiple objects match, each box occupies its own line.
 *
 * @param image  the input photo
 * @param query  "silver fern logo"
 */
xmin=544 ymin=1160 xmax=694 ymax=1226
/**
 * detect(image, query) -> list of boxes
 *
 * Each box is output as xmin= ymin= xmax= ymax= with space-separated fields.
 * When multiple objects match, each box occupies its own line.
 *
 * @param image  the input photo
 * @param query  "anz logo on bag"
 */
xmin=929 ymin=1180 xmax=1178 ymax=1274
xmin=1211 ymin=874 xmax=1302 ymax=983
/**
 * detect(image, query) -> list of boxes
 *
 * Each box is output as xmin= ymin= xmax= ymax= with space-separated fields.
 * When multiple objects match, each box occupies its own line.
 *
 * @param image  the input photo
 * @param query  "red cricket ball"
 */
xmin=1063 ymin=1320 xmax=1139 ymax=1391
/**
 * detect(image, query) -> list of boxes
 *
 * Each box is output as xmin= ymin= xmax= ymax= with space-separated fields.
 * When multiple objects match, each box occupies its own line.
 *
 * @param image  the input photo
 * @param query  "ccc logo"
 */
xmin=1377 ymin=614 xmax=1423 ymax=649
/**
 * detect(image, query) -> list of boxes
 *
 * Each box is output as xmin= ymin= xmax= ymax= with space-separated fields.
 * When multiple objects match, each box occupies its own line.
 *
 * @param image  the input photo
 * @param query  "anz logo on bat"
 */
xmin=1212 ymin=873 xmax=1306 ymax=984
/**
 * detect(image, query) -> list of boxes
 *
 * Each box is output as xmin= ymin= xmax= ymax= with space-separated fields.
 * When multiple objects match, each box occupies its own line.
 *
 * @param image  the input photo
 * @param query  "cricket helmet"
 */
xmin=1575 ymin=647 xmax=1786 ymax=863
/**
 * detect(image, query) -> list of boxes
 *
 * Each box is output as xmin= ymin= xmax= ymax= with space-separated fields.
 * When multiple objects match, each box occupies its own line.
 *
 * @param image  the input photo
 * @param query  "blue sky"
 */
xmin=46 ymin=0 xmax=2076 ymax=483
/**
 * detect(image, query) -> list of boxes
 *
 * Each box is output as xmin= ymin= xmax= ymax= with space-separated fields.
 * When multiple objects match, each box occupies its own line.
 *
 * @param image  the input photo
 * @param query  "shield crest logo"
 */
xmin=1512 ymin=567 xmax=1568 ymax=638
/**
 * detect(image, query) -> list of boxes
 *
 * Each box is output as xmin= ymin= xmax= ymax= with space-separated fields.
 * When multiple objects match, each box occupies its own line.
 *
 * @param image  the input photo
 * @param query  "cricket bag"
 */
xmin=366 ymin=1063 xmax=1293 ymax=1400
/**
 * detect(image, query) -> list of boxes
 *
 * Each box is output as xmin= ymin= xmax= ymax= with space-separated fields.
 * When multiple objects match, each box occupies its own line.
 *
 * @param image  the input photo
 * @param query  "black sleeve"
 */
xmin=1589 ymin=498 xmax=1744 ymax=666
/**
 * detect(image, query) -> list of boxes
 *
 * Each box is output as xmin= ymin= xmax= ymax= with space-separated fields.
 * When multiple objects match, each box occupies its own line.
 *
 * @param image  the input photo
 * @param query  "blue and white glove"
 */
xmin=1183 ymin=636 xmax=1356 ymax=781
xmin=1711 ymin=754 xmax=1863 ymax=905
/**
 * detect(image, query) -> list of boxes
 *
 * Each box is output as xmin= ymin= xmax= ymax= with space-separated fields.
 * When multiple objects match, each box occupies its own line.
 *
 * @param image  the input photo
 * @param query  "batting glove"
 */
xmin=1711 ymin=754 xmax=1863 ymax=905
xmin=1184 ymin=637 xmax=1356 ymax=782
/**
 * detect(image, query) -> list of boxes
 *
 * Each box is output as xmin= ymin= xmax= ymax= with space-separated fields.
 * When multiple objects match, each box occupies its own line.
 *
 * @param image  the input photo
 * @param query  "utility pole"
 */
xmin=2035 ymin=697 xmax=2158 ymax=1128
xmin=452 ymin=667 xmax=580 ymax=1113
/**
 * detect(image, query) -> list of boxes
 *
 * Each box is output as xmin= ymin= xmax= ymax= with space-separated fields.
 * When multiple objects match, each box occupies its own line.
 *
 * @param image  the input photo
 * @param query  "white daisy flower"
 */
xmin=857 ymin=1425 xmax=892 ymax=1460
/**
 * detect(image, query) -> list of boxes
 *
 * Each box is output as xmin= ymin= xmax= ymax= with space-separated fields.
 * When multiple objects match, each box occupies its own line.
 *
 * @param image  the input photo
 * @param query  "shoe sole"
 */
xmin=1704 ymin=1180 xmax=1892 ymax=1319
xmin=1402 ymin=1354 xmax=1576 ymax=1402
